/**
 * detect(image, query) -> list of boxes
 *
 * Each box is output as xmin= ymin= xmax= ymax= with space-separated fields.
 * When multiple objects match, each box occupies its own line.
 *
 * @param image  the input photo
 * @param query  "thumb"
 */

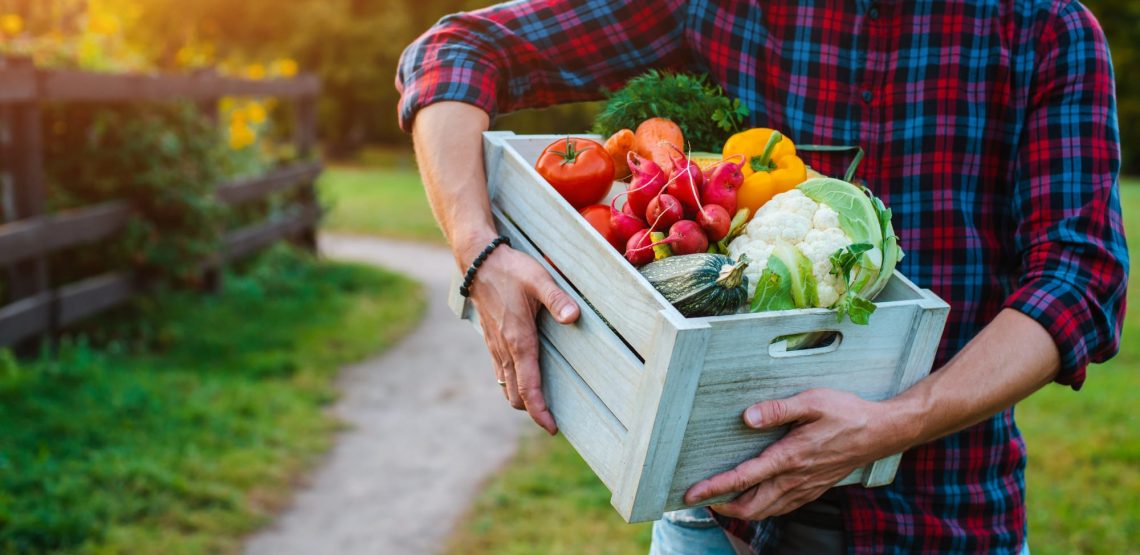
xmin=743 ymin=390 xmax=822 ymax=429
xmin=527 ymin=270 xmax=579 ymax=324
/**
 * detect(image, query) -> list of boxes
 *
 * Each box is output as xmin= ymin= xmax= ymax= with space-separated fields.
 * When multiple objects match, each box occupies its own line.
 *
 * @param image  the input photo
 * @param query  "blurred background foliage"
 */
xmin=1 ymin=0 xmax=1134 ymax=170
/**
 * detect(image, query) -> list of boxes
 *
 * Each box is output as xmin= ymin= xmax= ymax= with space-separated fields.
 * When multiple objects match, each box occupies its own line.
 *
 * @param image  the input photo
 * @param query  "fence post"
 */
xmin=194 ymin=69 xmax=224 ymax=293
xmin=292 ymin=90 xmax=319 ymax=253
xmin=2 ymin=59 xmax=49 ymax=298
xmin=1 ymin=56 xmax=52 ymax=348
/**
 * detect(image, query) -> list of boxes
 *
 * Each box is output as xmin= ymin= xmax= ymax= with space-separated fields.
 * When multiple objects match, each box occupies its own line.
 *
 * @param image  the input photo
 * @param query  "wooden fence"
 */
xmin=0 ymin=57 xmax=323 ymax=348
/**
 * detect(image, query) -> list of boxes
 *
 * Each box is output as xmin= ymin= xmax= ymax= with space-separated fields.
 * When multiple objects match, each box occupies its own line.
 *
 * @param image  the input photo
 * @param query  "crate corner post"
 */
xmin=612 ymin=310 xmax=711 ymax=523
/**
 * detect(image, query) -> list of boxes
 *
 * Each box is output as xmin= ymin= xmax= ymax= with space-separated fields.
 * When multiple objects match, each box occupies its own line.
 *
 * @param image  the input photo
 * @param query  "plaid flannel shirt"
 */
xmin=396 ymin=1 xmax=1128 ymax=552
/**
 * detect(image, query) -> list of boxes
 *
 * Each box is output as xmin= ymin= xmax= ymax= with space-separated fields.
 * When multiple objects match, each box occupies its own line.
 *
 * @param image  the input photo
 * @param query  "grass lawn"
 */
xmin=444 ymin=179 xmax=1140 ymax=554
xmin=1016 ymin=179 xmax=1140 ymax=554
xmin=0 ymin=247 xmax=425 ymax=554
xmin=320 ymin=161 xmax=445 ymax=244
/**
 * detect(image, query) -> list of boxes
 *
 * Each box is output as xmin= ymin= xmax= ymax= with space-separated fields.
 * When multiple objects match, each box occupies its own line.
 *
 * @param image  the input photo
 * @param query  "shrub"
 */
xmin=43 ymin=102 xmax=229 ymax=287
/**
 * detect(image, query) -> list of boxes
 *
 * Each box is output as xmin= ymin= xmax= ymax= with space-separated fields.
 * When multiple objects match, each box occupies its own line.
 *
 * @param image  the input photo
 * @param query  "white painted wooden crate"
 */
xmin=449 ymin=131 xmax=950 ymax=523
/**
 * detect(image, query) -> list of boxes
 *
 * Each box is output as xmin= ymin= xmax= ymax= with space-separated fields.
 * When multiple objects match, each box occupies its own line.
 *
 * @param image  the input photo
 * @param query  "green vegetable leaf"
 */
xmin=751 ymin=258 xmax=797 ymax=312
xmin=829 ymin=242 xmax=873 ymax=283
xmin=798 ymin=178 xmax=883 ymax=246
xmin=773 ymin=240 xmax=817 ymax=308
xmin=847 ymin=296 xmax=877 ymax=325
xmin=828 ymin=242 xmax=879 ymax=325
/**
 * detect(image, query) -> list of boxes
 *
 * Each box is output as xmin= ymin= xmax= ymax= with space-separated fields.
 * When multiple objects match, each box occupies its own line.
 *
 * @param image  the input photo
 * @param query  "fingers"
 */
xmin=711 ymin=467 xmax=830 ymax=520
xmin=743 ymin=389 xmax=824 ymax=429
xmin=524 ymin=268 xmax=579 ymax=325
xmin=506 ymin=327 xmax=558 ymax=435
xmin=685 ymin=445 xmax=796 ymax=505
xmin=469 ymin=251 xmax=567 ymax=435
xmin=711 ymin=480 xmax=820 ymax=521
xmin=479 ymin=318 xmax=513 ymax=403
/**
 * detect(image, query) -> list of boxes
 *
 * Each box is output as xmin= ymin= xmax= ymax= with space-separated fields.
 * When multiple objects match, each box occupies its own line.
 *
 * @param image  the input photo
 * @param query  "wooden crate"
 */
xmin=448 ymin=131 xmax=950 ymax=523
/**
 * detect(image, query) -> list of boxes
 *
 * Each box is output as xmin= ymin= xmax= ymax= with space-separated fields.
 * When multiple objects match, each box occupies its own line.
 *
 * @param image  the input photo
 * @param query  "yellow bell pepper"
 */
xmin=723 ymin=128 xmax=807 ymax=214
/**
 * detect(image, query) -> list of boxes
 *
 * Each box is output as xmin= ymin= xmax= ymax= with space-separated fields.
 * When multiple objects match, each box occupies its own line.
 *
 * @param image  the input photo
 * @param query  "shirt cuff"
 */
xmin=397 ymin=58 xmax=501 ymax=133
xmin=1002 ymin=278 xmax=1091 ymax=390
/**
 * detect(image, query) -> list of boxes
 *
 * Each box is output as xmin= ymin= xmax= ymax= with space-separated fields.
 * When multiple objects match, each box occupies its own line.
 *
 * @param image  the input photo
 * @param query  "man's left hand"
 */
xmin=683 ymin=388 xmax=912 ymax=520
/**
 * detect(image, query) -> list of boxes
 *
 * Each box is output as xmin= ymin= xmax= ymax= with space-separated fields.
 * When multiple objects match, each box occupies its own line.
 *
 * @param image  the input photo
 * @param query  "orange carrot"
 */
xmin=604 ymin=128 xmax=636 ymax=179
xmin=634 ymin=118 xmax=684 ymax=176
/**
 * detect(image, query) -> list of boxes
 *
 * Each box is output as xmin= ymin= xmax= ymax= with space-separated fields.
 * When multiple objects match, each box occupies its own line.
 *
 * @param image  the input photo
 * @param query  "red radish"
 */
xmin=701 ymin=155 xmax=744 ymax=214
xmin=610 ymin=196 xmax=648 ymax=250
xmin=624 ymin=229 xmax=657 ymax=266
xmin=626 ymin=152 xmax=668 ymax=220
xmin=667 ymin=220 xmax=709 ymax=255
xmin=646 ymin=194 xmax=684 ymax=231
xmin=665 ymin=146 xmax=704 ymax=217
xmin=621 ymin=199 xmax=639 ymax=219
xmin=697 ymin=203 xmax=732 ymax=241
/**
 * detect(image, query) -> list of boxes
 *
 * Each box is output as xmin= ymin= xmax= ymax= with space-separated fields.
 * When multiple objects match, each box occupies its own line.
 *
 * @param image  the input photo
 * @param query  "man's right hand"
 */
xmin=463 ymin=242 xmax=580 ymax=435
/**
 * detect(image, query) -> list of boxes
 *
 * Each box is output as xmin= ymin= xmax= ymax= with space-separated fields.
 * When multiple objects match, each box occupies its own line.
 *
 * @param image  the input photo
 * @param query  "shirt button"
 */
xmin=861 ymin=90 xmax=873 ymax=103
xmin=869 ymin=6 xmax=880 ymax=19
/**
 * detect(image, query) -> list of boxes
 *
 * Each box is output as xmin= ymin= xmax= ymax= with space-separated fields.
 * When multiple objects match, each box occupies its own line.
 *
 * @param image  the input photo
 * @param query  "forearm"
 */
xmin=412 ymin=102 xmax=497 ymax=268
xmin=885 ymin=308 xmax=1061 ymax=450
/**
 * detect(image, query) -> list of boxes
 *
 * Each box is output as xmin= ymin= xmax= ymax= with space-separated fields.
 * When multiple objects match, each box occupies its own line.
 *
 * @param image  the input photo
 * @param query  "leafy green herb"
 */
xmin=591 ymin=70 xmax=749 ymax=151
xmin=828 ymin=242 xmax=878 ymax=324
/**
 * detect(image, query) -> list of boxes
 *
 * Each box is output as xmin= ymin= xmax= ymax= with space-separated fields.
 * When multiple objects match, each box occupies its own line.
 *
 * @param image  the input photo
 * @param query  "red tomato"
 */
xmin=580 ymin=204 xmax=621 ymax=250
xmin=535 ymin=137 xmax=615 ymax=209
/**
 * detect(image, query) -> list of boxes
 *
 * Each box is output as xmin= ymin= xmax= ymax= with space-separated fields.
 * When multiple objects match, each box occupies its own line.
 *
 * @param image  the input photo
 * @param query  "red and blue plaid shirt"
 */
xmin=396 ymin=1 xmax=1128 ymax=552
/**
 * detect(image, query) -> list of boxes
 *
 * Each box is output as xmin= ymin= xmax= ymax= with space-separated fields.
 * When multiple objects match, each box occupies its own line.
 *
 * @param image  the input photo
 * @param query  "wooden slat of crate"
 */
xmin=487 ymin=207 xmax=642 ymax=428
xmin=612 ymin=311 xmax=710 ymax=523
xmin=860 ymin=284 xmax=950 ymax=486
xmin=538 ymin=336 xmax=626 ymax=490
xmin=485 ymin=133 xmax=677 ymax=359
xmin=448 ymin=296 xmax=628 ymax=489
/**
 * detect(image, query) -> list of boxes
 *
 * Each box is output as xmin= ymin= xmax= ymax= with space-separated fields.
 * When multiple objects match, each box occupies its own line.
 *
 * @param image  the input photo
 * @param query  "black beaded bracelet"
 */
xmin=459 ymin=236 xmax=511 ymax=298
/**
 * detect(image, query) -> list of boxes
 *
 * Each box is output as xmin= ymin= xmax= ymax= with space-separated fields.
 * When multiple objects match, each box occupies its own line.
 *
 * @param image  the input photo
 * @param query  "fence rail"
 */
xmin=0 ymin=57 xmax=322 ymax=349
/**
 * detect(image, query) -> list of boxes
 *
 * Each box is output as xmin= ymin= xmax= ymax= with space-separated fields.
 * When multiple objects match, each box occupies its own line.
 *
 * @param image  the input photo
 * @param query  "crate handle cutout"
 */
xmin=768 ymin=332 xmax=842 ymax=357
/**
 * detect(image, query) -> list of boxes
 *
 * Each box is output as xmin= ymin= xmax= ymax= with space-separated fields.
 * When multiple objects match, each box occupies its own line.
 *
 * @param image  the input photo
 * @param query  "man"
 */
xmin=396 ymin=1 xmax=1127 ymax=553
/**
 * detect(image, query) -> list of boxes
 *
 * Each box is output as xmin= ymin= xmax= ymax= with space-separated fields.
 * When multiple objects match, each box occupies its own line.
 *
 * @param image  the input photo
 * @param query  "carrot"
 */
xmin=634 ymin=118 xmax=684 ymax=176
xmin=604 ymin=129 xmax=636 ymax=179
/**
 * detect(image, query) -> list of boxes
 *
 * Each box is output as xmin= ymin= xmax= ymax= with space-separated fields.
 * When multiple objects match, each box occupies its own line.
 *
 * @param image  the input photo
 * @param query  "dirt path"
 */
xmin=245 ymin=234 xmax=528 ymax=555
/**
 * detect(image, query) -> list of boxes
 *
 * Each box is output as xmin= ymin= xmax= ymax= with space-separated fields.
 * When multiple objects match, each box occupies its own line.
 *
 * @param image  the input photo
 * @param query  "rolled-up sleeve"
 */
xmin=1004 ymin=1 xmax=1129 ymax=390
xmin=395 ymin=0 xmax=691 ymax=132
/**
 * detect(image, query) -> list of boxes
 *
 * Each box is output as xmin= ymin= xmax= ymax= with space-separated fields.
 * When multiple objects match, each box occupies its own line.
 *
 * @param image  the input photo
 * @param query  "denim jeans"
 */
xmin=649 ymin=508 xmax=1033 ymax=554
xmin=649 ymin=508 xmax=737 ymax=555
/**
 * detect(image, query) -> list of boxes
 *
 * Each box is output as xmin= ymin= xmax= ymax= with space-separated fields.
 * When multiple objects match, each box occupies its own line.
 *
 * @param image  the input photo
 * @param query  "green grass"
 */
xmin=320 ymin=161 xmax=445 ymax=244
xmin=0 ymin=247 xmax=426 ymax=555
xmin=1017 ymin=178 xmax=1140 ymax=554
xmin=445 ymin=179 xmax=1140 ymax=554
xmin=443 ymin=433 xmax=652 ymax=555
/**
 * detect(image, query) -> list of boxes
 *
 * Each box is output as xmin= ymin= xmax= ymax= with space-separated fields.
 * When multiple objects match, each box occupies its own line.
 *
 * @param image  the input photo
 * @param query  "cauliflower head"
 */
xmin=727 ymin=189 xmax=852 ymax=307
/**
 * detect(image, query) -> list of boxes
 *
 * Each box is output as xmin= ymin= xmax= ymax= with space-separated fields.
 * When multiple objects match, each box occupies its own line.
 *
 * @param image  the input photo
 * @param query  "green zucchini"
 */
xmin=639 ymin=254 xmax=750 ymax=317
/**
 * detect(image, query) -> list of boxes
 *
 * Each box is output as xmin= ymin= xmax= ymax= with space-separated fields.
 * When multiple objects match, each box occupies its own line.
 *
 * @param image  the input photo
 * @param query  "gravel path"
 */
xmin=245 ymin=233 xmax=529 ymax=555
